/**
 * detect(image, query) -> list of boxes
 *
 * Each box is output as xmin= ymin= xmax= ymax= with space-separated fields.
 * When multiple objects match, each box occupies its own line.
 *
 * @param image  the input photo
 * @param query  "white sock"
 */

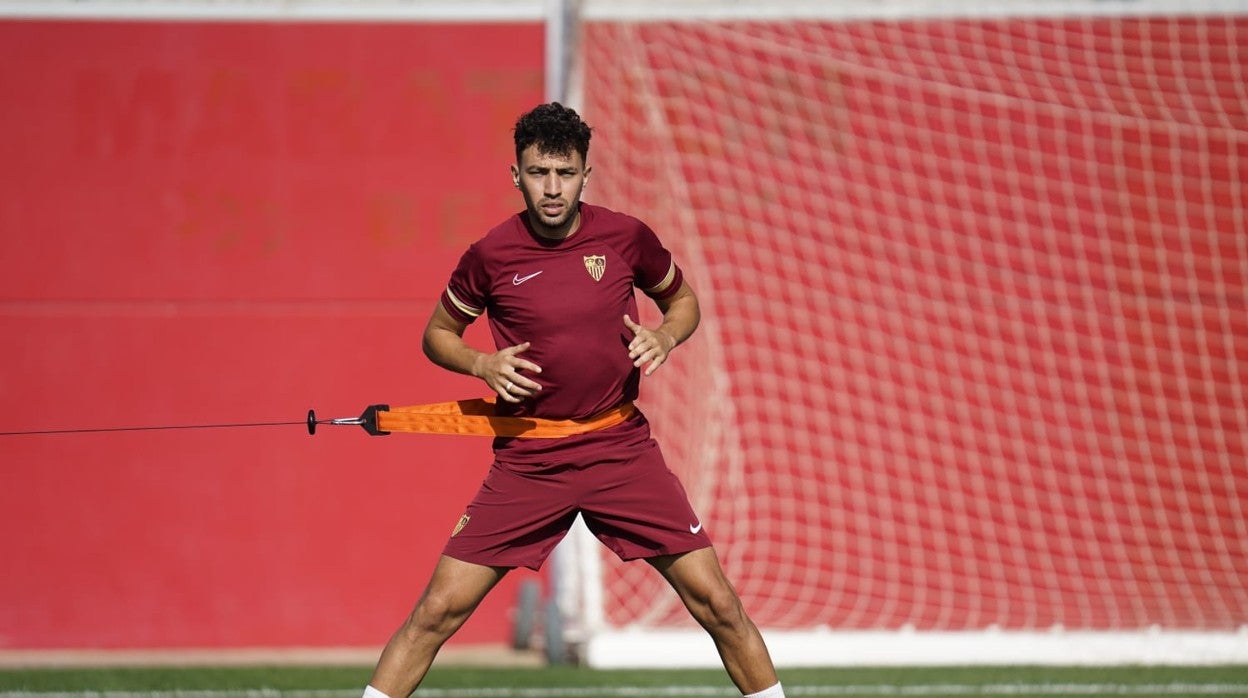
xmin=362 ymin=685 xmax=392 ymax=698
xmin=743 ymin=682 xmax=785 ymax=698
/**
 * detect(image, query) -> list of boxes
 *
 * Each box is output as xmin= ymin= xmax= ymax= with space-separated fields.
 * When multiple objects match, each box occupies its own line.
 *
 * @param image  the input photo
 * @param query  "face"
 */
xmin=511 ymin=144 xmax=590 ymax=239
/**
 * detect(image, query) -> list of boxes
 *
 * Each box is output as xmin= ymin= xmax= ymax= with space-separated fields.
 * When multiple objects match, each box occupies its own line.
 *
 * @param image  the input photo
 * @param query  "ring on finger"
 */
xmin=505 ymin=381 xmax=514 ymax=392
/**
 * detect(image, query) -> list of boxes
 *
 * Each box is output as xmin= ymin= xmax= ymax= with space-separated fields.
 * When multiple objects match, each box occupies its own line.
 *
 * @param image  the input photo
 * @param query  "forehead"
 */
xmin=518 ymin=144 xmax=585 ymax=170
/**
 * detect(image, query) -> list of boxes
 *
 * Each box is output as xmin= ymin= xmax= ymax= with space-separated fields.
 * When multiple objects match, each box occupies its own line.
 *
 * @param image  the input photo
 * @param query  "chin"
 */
xmin=537 ymin=213 xmax=569 ymax=229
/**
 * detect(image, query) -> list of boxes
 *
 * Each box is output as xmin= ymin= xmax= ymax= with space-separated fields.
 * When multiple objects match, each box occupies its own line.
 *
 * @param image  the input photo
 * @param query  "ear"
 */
xmin=510 ymin=164 xmax=520 ymax=188
xmin=583 ymin=165 xmax=592 ymax=185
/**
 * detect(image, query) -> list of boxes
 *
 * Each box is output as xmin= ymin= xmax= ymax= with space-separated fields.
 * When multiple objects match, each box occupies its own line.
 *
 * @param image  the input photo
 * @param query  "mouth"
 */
xmin=540 ymin=202 xmax=565 ymax=217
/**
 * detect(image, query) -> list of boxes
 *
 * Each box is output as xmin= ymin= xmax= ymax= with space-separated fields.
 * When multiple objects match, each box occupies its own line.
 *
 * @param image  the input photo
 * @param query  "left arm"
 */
xmin=624 ymin=280 xmax=701 ymax=376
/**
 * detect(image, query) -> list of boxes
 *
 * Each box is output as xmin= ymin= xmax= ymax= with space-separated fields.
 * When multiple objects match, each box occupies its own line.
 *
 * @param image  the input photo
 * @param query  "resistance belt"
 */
xmin=0 ymin=400 xmax=637 ymax=438
xmin=309 ymin=398 xmax=636 ymax=438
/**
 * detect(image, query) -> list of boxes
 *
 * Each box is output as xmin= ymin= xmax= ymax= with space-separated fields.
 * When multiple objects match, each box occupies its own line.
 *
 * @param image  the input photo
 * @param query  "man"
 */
xmin=361 ymin=103 xmax=784 ymax=698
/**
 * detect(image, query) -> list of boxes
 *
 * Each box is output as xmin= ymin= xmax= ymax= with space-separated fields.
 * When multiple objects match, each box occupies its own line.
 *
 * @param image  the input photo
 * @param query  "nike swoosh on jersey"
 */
xmin=513 ymin=271 xmax=543 ymax=285
xmin=689 ymin=522 xmax=703 ymax=534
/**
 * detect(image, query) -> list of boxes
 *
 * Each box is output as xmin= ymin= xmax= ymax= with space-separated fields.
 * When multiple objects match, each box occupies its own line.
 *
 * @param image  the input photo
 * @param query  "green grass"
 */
xmin=1 ymin=665 xmax=1246 ymax=697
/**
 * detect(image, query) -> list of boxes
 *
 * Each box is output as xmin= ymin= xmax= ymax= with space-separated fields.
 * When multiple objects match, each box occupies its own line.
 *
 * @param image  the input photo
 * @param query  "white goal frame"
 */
xmin=547 ymin=0 xmax=1248 ymax=668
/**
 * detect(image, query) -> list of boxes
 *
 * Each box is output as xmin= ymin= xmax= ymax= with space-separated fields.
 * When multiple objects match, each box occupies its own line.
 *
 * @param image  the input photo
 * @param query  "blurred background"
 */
xmin=0 ymin=0 xmax=1244 ymax=668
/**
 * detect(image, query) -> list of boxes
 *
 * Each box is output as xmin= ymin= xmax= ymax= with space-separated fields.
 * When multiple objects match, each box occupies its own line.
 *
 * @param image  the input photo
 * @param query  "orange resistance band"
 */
xmin=375 ymin=398 xmax=636 ymax=438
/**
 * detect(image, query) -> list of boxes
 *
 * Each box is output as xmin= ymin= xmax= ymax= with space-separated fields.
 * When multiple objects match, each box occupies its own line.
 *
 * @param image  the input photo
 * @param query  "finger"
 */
xmin=499 ymin=377 xmax=534 ymax=403
xmin=499 ymin=366 xmax=542 ymax=394
xmin=623 ymin=315 xmax=641 ymax=333
xmin=509 ymin=375 xmax=543 ymax=393
xmin=644 ymin=354 xmax=666 ymax=376
xmin=630 ymin=333 xmax=660 ymax=359
xmin=633 ymin=345 xmax=661 ymax=368
xmin=628 ymin=340 xmax=641 ymax=358
xmin=628 ymin=331 xmax=649 ymax=355
xmin=502 ymin=341 xmax=532 ymax=356
xmin=510 ymin=358 xmax=543 ymax=374
xmin=497 ymin=380 xmax=521 ymax=403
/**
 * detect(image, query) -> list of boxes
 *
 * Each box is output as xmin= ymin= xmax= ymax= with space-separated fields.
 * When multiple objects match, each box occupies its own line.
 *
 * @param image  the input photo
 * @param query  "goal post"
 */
xmin=551 ymin=0 xmax=1248 ymax=667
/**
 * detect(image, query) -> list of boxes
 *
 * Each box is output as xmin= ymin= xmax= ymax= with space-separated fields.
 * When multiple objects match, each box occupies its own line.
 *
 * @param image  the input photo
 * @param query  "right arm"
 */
xmin=422 ymin=302 xmax=542 ymax=404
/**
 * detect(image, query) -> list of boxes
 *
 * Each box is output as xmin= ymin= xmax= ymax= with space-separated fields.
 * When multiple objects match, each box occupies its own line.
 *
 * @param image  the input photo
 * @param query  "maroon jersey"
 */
xmin=439 ymin=202 xmax=684 ymax=464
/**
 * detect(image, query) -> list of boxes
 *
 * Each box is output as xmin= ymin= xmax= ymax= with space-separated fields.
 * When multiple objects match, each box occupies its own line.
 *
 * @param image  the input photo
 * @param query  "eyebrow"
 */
xmin=526 ymin=164 xmax=579 ymax=173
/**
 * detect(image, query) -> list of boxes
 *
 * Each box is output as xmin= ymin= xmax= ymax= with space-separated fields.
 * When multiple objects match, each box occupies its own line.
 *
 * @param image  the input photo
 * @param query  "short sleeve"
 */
xmin=440 ymin=243 xmax=488 ymax=323
xmin=632 ymin=221 xmax=684 ymax=301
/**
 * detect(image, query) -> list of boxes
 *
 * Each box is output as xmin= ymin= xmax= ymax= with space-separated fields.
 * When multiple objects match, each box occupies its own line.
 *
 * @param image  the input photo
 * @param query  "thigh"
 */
xmin=579 ymin=441 xmax=712 ymax=561
xmin=442 ymin=461 xmax=579 ymax=570
xmin=647 ymin=546 xmax=732 ymax=600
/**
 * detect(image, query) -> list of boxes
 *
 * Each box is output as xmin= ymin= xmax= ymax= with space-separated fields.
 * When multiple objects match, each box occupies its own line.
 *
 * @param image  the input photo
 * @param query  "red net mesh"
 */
xmin=577 ymin=14 xmax=1248 ymax=632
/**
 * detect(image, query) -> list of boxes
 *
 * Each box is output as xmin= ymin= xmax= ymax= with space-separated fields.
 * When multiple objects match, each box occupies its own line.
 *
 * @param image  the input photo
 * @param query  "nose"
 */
xmin=542 ymin=172 xmax=561 ymax=197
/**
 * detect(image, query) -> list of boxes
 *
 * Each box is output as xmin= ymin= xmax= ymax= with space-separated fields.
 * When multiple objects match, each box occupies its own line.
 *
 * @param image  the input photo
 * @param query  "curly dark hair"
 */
xmin=513 ymin=102 xmax=592 ymax=163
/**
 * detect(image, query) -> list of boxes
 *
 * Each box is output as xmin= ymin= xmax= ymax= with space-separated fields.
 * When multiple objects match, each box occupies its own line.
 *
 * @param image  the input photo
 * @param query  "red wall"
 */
xmin=0 ymin=20 xmax=545 ymax=649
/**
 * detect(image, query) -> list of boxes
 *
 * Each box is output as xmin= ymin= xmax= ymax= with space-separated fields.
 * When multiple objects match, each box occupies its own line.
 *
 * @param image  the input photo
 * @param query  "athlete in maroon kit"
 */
xmin=361 ymin=103 xmax=784 ymax=698
xmin=438 ymin=200 xmax=711 ymax=568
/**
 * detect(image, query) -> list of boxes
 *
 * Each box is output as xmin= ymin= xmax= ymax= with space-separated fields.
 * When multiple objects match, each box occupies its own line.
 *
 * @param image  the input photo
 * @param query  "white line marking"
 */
xmin=4 ymin=685 xmax=1248 ymax=698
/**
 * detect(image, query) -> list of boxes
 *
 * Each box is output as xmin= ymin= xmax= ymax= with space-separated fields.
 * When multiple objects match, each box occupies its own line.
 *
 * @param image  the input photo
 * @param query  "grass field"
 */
xmin=1 ymin=664 xmax=1246 ymax=698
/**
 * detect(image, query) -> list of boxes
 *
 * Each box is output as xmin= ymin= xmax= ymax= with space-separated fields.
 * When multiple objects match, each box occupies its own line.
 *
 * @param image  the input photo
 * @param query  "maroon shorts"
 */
xmin=442 ymin=438 xmax=711 ymax=570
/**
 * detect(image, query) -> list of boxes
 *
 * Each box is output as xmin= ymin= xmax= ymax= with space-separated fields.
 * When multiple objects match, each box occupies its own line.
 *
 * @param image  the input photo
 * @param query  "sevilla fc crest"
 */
xmin=583 ymin=255 xmax=606 ymax=282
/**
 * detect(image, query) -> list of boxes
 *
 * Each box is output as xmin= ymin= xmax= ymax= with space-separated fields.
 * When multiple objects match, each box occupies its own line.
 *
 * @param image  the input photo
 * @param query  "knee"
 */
xmin=400 ymin=589 xmax=473 ymax=640
xmin=688 ymin=583 xmax=750 ymax=634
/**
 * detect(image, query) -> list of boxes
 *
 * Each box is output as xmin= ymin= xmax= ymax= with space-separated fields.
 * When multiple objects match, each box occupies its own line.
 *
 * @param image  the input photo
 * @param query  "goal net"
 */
xmin=553 ymin=0 xmax=1248 ymax=666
